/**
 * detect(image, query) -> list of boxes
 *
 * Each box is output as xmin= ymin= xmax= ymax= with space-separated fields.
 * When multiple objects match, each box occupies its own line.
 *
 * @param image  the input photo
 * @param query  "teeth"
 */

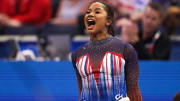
xmin=87 ymin=19 xmax=96 ymax=26
xmin=88 ymin=19 xmax=94 ymax=22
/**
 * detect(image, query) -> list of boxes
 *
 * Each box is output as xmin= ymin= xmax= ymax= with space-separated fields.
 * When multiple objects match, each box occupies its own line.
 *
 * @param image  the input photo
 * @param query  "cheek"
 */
xmin=84 ymin=16 xmax=87 ymax=26
xmin=96 ymin=16 xmax=107 ymax=26
xmin=151 ymin=20 xmax=160 ymax=27
xmin=143 ymin=18 xmax=149 ymax=25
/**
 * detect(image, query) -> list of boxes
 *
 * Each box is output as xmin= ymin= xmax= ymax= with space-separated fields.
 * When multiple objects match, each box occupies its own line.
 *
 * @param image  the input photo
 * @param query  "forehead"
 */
xmin=88 ymin=2 xmax=106 ymax=10
xmin=144 ymin=7 xmax=160 ymax=17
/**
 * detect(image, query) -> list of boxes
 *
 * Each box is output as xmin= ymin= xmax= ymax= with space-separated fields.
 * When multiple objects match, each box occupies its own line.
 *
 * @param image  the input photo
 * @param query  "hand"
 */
xmin=51 ymin=18 xmax=59 ymax=24
xmin=116 ymin=18 xmax=139 ymax=43
xmin=51 ymin=18 xmax=64 ymax=25
xmin=130 ymin=12 xmax=143 ymax=22
xmin=115 ymin=94 xmax=130 ymax=101
xmin=0 ymin=14 xmax=9 ymax=25
xmin=0 ymin=14 xmax=21 ymax=27
xmin=6 ymin=19 xmax=21 ymax=27
xmin=118 ymin=97 xmax=130 ymax=101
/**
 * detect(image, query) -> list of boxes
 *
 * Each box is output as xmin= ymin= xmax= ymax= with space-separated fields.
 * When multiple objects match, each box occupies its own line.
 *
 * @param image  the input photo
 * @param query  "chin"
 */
xmin=87 ymin=29 xmax=97 ymax=34
xmin=88 ymin=31 xmax=95 ymax=34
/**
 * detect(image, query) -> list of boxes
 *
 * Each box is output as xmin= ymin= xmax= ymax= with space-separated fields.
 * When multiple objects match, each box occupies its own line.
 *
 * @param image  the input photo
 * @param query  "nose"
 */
xmin=86 ymin=12 xmax=94 ymax=18
xmin=147 ymin=18 xmax=152 ymax=24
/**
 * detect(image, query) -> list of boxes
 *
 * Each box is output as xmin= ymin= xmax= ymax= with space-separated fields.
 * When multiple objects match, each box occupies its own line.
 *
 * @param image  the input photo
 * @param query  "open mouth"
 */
xmin=87 ymin=19 xmax=96 ymax=30
xmin=88 ymin=19 xmax=96 ymax=26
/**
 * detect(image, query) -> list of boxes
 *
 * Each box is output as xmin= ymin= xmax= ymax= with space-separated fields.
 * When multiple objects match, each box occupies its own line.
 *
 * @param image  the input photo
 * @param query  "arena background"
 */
xmin=0 ymin=0 xmax=180 ymax=101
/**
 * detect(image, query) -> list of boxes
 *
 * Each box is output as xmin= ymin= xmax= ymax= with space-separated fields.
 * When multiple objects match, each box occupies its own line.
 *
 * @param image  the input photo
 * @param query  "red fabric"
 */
xmin=0 ymin=0 xmax=52 ymax=25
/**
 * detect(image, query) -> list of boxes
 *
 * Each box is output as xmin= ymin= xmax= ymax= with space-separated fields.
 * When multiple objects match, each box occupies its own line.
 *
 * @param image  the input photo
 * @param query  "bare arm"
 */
xmin=55 ymin=0 xmax=65 ymax=19
xmin=51 ymin=17 xmax=77 ymax=25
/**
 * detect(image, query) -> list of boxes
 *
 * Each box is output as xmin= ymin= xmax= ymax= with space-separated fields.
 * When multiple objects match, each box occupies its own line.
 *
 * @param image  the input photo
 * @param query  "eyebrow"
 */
xmin=94 ymin=8 xmax=104 ymax=11
xmin=88 ymin=7 xmax=104 ymax=11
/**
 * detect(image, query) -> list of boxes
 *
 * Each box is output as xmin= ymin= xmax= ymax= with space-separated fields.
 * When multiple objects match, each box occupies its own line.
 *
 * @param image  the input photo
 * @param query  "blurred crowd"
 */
xmin=0 ymin=0 xmax=180 ymax=61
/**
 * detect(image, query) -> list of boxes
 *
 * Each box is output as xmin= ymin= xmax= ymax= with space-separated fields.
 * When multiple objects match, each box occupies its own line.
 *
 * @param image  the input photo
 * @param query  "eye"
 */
xmin=145 ymin=15 xmax=151 ymax=20
xmin=152 ymin=17 xmax=157 ymax=21
xmin=86 ymin=10 xmax=91 ymax=14
xmin=95 ymin=11 xmax=100 ymax=14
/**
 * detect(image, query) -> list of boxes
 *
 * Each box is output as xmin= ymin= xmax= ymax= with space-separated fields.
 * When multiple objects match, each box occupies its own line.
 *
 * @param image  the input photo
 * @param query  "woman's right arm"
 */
xmin=72 ymin=53 xmax=82 ymax=101
xmin=74 ymin=68 xmax=82 ymax=101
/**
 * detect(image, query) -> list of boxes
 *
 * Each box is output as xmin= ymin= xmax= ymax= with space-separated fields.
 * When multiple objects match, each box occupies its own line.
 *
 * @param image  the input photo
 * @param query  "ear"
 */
xmin=106 ymin=19 xmax=112 ymax=26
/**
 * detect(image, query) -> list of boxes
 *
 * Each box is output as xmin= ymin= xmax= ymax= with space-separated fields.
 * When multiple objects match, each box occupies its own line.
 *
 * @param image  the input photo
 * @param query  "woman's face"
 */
xmin=84 ymin=2 xmax=109 ymax=34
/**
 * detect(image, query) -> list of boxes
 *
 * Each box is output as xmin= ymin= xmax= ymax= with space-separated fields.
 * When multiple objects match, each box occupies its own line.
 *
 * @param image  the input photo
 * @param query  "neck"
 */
xmin=90 ymin=31 xmax=110 ymax=41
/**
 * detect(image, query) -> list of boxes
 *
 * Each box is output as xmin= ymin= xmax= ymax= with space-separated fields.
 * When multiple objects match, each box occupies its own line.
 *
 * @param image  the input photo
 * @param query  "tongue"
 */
xmin=88 ymin=25 xmax=94 ymax=30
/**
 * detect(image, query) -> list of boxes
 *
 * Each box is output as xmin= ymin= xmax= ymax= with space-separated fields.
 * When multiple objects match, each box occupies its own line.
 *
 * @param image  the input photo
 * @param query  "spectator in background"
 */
xmin=169 ymin=0 xmax=180 ymax=7
xmin=0 ymin=0 xmax=52 ymax=27
xmin=51 ymin=0 xmax=62 ymax=18
xmin=51 ymin=0 xmax=88 ymax=26
xmin=117 ymin=0 xmax=150 ymax=17
xmin=162 ymin=6 xmax=180 ymax=35
xmin=116 ymin=2 xmax=171 ymax=60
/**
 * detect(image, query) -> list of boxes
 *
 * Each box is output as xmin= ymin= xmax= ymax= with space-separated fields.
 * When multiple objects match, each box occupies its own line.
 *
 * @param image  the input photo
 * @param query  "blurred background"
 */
xmin=0 ymin=0 xmax=180 ymax=101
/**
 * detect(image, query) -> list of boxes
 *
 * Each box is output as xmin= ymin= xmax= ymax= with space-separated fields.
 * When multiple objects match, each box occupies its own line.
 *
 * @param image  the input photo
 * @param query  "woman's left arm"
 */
xmin=124 ymin=44 xmax=143 ymax=101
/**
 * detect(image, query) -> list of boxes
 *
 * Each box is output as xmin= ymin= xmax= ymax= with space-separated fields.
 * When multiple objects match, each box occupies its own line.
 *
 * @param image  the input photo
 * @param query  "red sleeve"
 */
xmin=12 ymin=0 xmax=52 ymax=25
xmin=124 ymin=44 xmax=143 ymax=101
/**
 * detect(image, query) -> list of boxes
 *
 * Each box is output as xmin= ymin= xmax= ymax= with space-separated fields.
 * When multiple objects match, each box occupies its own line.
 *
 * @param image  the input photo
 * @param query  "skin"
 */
xmin=76 ymin=2 xmax=113 ymax=100
xmin=84 ymin=2 xmax=112 ymax=41
xmin=75 ymin=2 xmax=143 ymax=101
xmin=116 ymin=5 xmax=162 ymax=43
xmin=142 ymin=6 xmax=162 ymax=40
xmin=0 ymin=14 xmax=21 ymax=27
xmin=116 ymin=18 xmax=139 ymax=43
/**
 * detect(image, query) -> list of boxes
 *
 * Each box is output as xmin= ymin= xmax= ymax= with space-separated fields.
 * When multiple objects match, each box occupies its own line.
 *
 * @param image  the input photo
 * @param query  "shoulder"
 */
xmin=110 ymin=37 xmax=138 ymax=64
xmin=71 ymin=42 xmax=89 ymax=61
xmin=72 ymin=41 xmax=89 ymax=54
xmin=110 ymin=37 xmax=131 ymax=51
xmin=159 ymin=31 xmax=170 ymax=40
xmin=126 ymin=44 xmax=137 ymax=57
xmin=111 ymin=37 xmax=128 ymax=46
xmin=124 ymin=43 xmax=138 ymax=63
